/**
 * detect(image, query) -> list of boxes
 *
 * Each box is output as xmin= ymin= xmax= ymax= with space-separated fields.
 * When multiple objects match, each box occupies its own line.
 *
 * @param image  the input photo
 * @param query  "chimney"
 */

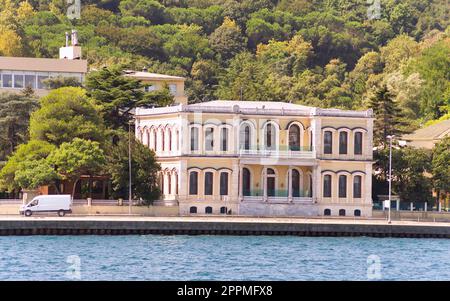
xmin=59 ymin=29 xmax=82 ymax=59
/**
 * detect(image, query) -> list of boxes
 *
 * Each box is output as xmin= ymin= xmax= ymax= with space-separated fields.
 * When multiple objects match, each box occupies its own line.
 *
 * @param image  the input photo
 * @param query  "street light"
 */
xmin=386 ymin=135 xmax=395 ymax=224
xmin=128 ymin=120 xmax=132 ymax=215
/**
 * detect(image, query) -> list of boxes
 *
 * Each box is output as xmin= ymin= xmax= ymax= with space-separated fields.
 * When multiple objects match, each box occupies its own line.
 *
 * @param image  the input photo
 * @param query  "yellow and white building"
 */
xmin=135 ymin=98 xmax=374 ymax=218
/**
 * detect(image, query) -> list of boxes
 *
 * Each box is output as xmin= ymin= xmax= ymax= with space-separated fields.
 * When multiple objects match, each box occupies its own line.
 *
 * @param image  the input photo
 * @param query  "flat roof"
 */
xmin=136 ymin=100 xmax=373 ymax=118
xmin=0 ymin=56 xmax=88 ymax=73
xmin=123 ymin=70 xmax=185 ymax=81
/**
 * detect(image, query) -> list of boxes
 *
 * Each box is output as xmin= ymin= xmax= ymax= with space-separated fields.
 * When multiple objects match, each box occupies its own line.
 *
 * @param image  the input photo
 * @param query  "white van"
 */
xmin=20 ymin=195 xmax=72 ymax=217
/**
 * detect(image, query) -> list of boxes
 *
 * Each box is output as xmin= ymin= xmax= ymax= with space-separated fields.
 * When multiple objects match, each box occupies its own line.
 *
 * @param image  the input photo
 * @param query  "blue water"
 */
xmin=0 ymin=235 xmax=449 ymax=280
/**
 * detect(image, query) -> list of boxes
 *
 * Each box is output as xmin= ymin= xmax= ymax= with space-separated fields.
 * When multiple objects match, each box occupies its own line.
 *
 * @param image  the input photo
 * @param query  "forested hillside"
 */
xmin=1 ymin=0 xmax=449 ymax=131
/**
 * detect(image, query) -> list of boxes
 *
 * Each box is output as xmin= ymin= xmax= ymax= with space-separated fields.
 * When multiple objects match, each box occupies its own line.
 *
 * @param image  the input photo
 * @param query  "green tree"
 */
xmin=42 ymin=76 xmax=83 ymax=89
xmin=368 ymin=84 xmax=408 ymax=146
xmin=106 ymin=133 xmax=160 ymax=204
xmin=85 ymin=65 xmax=150 ymax=130
xmin=209 ymin=17 xmax=247 ymax=62
xmin=0 ymin=140 xmax=56 ymax=191
xmin=432 ymin=136 xmax=450 ymax=203
xmin=29 ymin=87 xmax=105 ymax=146
xmin=119 ymin=0 xmax=166 ymax=24
xmin=47 ymin=138 xmax=106 ymax=198
xmin=0 ymin=92 xmax=38 ymax=159
xmin=14 ymin=158 xmax=59 ymax=191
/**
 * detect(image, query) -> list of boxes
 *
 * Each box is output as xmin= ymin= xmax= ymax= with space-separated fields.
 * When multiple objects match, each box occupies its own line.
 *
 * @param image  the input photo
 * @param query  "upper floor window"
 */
xmin=353 ymin=175 xmax=362 ymax=198
xmin=324 ymin=131 xmax=332 ymax=154
xmin=339 ymin=175 xmax=347 ymax=198
xmin=339 ymin=132 xmax=348 ymax=154
xmin=265 ymin=123 xmax=276 ymax=150
xmin=204 ymin=172 xmax=213 ymax=195
xmin=14 ymin=75 xmax=24 ymax=88
xmin=144 ymin=85 xmax=156 ymax=92
xmin=354 ymin=132 xmax=363 ymax=155
xmin=1 ymin=74 xmax=12 ymax=88
xmin=323 ymin=175 xmax=332 ymax=197
xmin=168 ymin=84 xmax=177 ymax=95
xmin=190 ymin=127 xmax=199 ymax=151
xmin=240 ymin=124 xmax=251 ymax=150
xmin=205 ymin=128 xmax=214 ymax=151
xmin=289 ymin=125 xmax=301 ymax=151
xmin=220 ymin=128 xmax=228 ymax=151
xmin=220 ymin=172 xmax=228 ymax=196
xmin=189 ymin=171 xmax=198 ymax=195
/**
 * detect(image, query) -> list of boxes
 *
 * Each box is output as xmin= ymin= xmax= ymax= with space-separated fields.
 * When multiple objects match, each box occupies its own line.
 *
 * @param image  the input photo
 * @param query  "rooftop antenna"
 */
xmin=71 ymin=29 xmax=78 ymax=46
xmin=65 ymin=32 xmax=69 ymax=47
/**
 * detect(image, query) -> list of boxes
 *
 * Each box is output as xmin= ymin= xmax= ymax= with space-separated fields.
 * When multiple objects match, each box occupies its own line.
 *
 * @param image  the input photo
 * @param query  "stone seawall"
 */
xmin=0 ymin=216 xmax=449 ymax=238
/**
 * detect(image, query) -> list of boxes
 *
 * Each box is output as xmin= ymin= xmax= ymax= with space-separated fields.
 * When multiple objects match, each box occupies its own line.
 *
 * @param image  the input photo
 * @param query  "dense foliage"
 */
xmin=0 ymin=0 xmax=448 ymax=130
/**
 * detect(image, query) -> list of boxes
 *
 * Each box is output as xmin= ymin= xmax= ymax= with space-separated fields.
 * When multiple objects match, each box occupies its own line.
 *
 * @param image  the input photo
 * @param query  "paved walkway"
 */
xmin=0 ymin=215 xmax=449 ymax=227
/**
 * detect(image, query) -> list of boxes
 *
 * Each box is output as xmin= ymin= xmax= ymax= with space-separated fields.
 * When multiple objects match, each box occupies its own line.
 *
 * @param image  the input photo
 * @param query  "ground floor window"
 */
xmin=339 ymin=209 xmax=346 ymax=216
xmin=189 ymin=206 xmax=197 ymax=214
xmin=354 ymin=209 xmax=361 ymax=217
xmin=220 ymin=207 xmax=227 ymax=214
xmin=324 ymin=209 xmax=331 ymax=216
xmin=205 ymin=206 xmax=213 ymax=214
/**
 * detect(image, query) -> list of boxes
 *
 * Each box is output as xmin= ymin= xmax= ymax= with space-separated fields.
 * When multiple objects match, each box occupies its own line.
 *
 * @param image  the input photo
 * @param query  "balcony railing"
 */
xmin=239 ymin=146 xmax=315 ymax=159
xmin=242 ymin=189 xmax=313 ymax=203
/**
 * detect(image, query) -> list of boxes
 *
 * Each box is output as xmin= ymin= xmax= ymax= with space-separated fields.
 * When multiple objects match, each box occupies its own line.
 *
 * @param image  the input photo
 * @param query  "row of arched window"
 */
xmin=323 ymin=128 xmax=365 ymax=156
xmin=138 ymin=125 xmax=179 ymax=153
xmin=159 ymin=168 xmax=178 ymax=196
xmin=323 ymin=174 xmax=363 ymax=199
xmin=189 ymin=170 xmax=230 ymax=196
xmin=323 ymin=208 xmax=361 ymax=217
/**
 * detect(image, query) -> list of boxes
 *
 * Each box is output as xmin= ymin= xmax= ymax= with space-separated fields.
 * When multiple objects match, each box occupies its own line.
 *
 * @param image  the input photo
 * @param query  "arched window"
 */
xmin=289 ymin=125 xmax=301 ymax=151
xmin=190 ymin=127 xmax=199 ymax=151
xmin=153 ymin=129 xmax=157 ymax=150
xmin=266 ymin=168 xmax=276 ymax=197
xmin=339 ymin=131 xmax=348 ymax=154
xmin=168 ymin=129 xmax=172 ymax=151
xmin=205 ymin=206 xmax=213 ymax=214
xmin=324 ymin=209 xmax=331 ymax=216
xmin=176 ymin=129 xmax=180 ymax=151
xmin=220 ymin=207 xmax=227 ymax=214
xmin=189 ymin=206 xmax=197 ymax=214
xmin=339 ymin=209 xmax=346 ymax=216
xmin=242 ymin=168 xmax=251 ymax=196
xmin=220 ymin=172 xmax=228 ymax=196
xmin=339 ymin=175 xmax=347 ymax=198
xmin=240 ymin=124 xmax=251 ymax=150
xmin=174 ymin=172 xmax=178 ymax=195
xmin=265 ymin=123 xmax=276 ymax=150
xmin=324 ymin=131 xmax=333 ymax=154
xmin=354 ymin=132 xmax=363 ymax=155
xmin=161 ymin=128 xmax=165 ymax=151
xmin=353 ymin=175 xmax=362 ymax=198
xmin=205 ymin=127 xmax=214 ymax=151
xmin=308 ymin=174 xmax=313 ymax=197
xmin=221 ymin=128 xmax=228 ymax=151
xmin=354 ymin=209 xmax=361 ymax=217
xmin=189 ymin=171 xmax=198 ymax=195
xmin=167 ymin=173 xmax=171 ymax=195
xmin=291 ymin=169 xmax=300 ymax=197
xmin=160 ymin=173 xmax=164 ymax=195
xmin=323 ymin=175 xmax=332 ymax=197
xmin=204 ymin=172 xmax=213 ymax=195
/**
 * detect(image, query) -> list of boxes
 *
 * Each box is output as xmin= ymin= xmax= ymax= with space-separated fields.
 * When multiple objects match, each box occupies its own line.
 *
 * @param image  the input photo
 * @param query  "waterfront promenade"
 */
xmin=0 ymin=215 xmax=449 ymax=238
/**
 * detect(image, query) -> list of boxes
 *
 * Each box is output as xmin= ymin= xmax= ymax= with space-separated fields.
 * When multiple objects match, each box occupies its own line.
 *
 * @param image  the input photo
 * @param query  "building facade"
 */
xmin=135 ymin=100 xmax=374 ymax=217
xmin=0 ymin=30 xmax=87 ymax=96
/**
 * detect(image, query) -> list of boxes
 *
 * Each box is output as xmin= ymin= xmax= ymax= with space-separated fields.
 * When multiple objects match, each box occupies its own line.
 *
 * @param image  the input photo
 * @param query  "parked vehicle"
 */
xmin=20 ymin=195 xmax=72 ymax=217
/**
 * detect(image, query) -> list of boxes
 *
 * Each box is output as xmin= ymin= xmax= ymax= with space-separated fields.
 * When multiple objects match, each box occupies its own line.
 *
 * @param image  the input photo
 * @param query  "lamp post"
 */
xmin=128 ymin=120 xmax=132 ymax=215
xmin=386 ymin=135 xmax=395 ymax=224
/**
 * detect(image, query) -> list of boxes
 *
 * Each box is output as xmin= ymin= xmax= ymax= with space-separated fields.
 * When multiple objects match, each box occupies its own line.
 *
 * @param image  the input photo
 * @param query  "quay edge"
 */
xmin=0 ymin=218 xmax=449 ymax=238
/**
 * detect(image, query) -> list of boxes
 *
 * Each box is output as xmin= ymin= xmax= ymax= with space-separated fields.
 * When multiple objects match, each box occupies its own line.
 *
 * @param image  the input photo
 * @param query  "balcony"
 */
xmin=242 ymin=189 xmax=313 ymax=203
xmin=239 ymin=146 xmax=315 ymax=159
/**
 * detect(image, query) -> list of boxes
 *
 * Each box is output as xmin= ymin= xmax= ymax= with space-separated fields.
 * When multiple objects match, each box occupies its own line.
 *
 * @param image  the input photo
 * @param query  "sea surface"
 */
xmin=0 ymin=235 xmax=449 ymax=280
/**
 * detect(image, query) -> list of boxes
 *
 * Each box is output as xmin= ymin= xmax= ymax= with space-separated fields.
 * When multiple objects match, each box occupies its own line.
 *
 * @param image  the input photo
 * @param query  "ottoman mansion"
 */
xmin=135 ymin=97 xmax=374 ymax=217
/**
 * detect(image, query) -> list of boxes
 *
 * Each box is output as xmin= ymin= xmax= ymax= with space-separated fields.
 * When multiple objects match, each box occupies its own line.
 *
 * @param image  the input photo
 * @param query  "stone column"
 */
xmin=232 ymin=161 xmax=240 ymax=202
xmin=312 ymin=165 xmax=321 ymax=203
xmin=178 ymin=160 xmax=188 ymax=201
xmin=262 ymin=167 xmax=267 ymax=202
xmin=287 ymin=167 xmax=292 ymax=202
